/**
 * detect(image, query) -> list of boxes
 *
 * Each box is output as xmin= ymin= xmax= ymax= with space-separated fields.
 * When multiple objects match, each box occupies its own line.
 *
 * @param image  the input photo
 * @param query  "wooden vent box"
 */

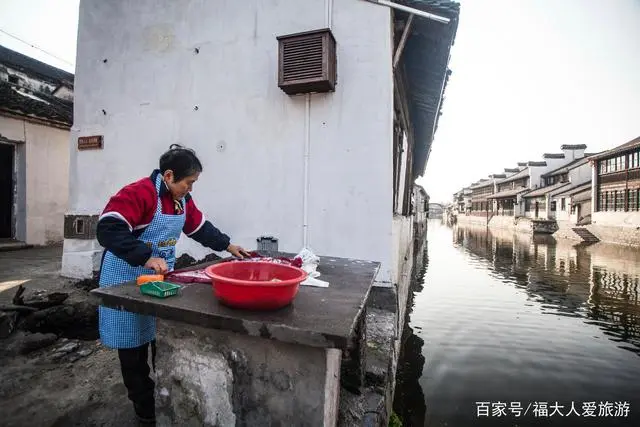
xmin=277 ymin=28 xmax=336 ymax=95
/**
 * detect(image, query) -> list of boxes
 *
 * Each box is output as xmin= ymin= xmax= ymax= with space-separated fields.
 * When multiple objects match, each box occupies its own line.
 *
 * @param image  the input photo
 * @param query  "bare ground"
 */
xmin=0 ymin=246 xmax=142 ymax=427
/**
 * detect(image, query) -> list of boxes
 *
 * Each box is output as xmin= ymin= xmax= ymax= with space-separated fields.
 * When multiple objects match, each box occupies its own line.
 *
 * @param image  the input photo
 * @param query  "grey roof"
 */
xmin=561 ymin=144 xmax=587 ymax=150
xmin=0 ymin=81 xmax=72 ymax=127
xmin=528 ymin=161 xmax=547 ymax=167
xmin=0 ymin=44 xmax=73 ymax=87
xmin=541 ymin=157 xmax=590 ymax=178
xmin=572 ymin=190 xmax=592 ymax=203
xmin=553 ymin=181 xmax=592 ymax=198
xmin=497 ymin=168 xmax=529 ymax=185
xmin=523 ymin=181 xmax=571 ymax=198
xmin=487 ymin=187 xmax=528 ymax=199
xmin=469 ymin=179 xmax=493 ymax=190
xmin=589 ymin=136 xmax=640 ymax=160
xmin=399 ymin=1 xmax=461 ymax=178
xmin=548 ymin=179 xmax=590 ymax=197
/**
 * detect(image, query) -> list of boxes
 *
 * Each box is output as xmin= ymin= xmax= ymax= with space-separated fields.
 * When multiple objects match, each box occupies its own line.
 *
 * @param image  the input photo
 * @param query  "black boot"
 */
xmin=118 ymin=343 xmax=156 ymax=424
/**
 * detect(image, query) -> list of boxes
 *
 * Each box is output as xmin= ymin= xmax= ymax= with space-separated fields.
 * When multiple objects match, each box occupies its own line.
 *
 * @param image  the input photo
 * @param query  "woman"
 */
xmin=96 ymin=144 xmax=248 ymax=424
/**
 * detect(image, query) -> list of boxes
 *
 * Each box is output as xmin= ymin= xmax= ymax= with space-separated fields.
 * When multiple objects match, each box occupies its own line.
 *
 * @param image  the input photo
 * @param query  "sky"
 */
xmin=0 ymin=0 xmax=638 ymax=205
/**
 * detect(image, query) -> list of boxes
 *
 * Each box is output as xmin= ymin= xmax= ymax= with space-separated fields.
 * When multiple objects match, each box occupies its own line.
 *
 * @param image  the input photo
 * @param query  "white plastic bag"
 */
xmin=295 ymin=247 xmax=329 ymax=287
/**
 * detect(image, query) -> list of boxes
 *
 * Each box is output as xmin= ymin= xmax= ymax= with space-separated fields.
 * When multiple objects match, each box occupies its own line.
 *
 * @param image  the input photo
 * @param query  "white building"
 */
xmin=488 ymin=145 xmax=588 ymax=218
xmin=0 ymin=45 xmax=73 ymax=246
xmin=545 ymin=156 xmax=593 ymax=224
xmin=61 ymin=0 xmax=460 ymax=295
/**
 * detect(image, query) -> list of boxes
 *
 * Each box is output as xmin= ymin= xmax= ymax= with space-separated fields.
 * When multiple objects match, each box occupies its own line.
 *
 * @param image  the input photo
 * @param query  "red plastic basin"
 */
xmin=204 ymin=261 xmax=307 ymax=310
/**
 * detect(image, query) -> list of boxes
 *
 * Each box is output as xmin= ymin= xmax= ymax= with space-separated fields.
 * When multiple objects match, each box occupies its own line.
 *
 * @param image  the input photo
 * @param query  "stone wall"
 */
xmin=457 ymin=214 xmax=488 ymax=227
xmin=585 ymin=224 xmax=640 ymax=247
xmin=488 ymin=215 xmax=515 ymax=230
xmin=156 ymin=319 xmax=341 ymax=427
xmin=553 ymin=220 xmax=582 ymax=242
xmin=337 ymin=229 xmax=428 ymax=426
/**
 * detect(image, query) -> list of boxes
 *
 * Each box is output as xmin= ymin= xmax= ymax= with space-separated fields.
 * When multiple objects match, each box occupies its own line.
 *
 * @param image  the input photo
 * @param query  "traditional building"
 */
xmin=487 ymin=165 xmax=529 ymax=217
xmin=590 ymin=136 xmax=640 ymax=227
xmin=0 ymin=45 xmax=73 ymax=246
xmin=545 ymin=155 xmax=594 ymax=224
xmin=468 ymin=174 xmax=504 ymax=217
xmin=487 ymin=145 xmax=588 ymax=218
xmin=452 ymin=186 xmax=471 ymax=214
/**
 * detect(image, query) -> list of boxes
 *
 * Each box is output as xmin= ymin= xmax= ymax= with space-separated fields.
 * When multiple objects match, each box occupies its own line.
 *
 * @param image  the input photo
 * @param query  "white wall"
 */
xmin=65 ymin=0 xmax=395 ymax=279
xmin=568 ymin=163 xmax=591 ymax=184
xmin=0 ymin=115 xmax=69 ymax=245
xmin=24 ymin=122 xmax=70 ymax=245
xmin=592 ymin=211 xmax=640 ymax=227
xmin=552 ymin=196 xmax=571 ymax=222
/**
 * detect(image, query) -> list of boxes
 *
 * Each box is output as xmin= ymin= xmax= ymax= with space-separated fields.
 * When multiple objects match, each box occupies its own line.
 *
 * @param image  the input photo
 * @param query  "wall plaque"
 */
xmin=78 ymin=135 xmax=104 ymax=150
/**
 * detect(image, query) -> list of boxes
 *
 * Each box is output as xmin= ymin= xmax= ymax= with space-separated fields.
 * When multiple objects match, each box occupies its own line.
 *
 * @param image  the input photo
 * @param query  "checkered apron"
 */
xmin=98 ymin=174 xmax=186 ymax=349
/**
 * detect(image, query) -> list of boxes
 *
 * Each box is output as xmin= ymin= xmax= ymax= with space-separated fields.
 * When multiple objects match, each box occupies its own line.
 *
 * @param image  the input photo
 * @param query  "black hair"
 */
xmin=159 ymin=144 xmax=203 ymax=182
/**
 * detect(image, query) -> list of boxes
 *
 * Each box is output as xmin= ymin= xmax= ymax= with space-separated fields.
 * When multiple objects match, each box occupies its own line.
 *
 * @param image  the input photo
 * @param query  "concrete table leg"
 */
xmin=155 ymin=319 xmax=342 ymax=427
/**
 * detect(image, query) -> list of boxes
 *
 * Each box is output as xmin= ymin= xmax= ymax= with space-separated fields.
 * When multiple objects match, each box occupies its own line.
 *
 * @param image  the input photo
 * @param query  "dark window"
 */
xmin=561 ymin=198 xmax=566 ymax=211
xmin=8 ymin=74 xmax=19 ymax=84
xmin=615 ymin=191 xmax=625 ymax=211
xmin=606 ymin=191 xmax=613 ymax=211
xmin=550 ymin=201 xmax=557 ymax=212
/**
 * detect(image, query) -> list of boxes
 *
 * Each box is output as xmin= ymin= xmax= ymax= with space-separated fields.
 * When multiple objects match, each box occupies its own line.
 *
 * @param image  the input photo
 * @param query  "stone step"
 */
xmin=0 ymin=239 xmax=33 ymax=252
xmin=572 ymin=227 xmax=600 ymax=243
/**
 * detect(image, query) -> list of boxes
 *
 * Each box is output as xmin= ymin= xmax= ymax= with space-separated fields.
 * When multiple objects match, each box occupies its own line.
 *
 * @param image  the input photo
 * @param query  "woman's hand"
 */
xmin=227 ymin=244 xmax=251 ymax=259
xmin=144 ymin=257 xmax=168 ymax=274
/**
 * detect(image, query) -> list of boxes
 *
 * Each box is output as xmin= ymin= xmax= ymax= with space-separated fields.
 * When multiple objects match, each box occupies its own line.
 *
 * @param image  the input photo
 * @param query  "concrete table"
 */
xmin=91 ymin=255 xmax=380 ymax=427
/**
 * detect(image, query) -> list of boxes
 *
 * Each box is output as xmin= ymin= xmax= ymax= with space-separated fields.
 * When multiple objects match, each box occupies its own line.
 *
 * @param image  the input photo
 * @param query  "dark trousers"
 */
xmin=118 ymin=341 xmax=156 ymax=420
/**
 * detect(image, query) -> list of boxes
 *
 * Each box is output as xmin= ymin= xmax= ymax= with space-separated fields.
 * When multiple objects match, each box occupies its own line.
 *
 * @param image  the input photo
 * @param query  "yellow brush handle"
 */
xmin=136 ymin=274 xmax=165 ymax=286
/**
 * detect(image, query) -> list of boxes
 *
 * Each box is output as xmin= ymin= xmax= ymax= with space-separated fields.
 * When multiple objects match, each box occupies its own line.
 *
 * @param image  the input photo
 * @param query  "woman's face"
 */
xmin=163 ymin=170 xmax=200 ymax=200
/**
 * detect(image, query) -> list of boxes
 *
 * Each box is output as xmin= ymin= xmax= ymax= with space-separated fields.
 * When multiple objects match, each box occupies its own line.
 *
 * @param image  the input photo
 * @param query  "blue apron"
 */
xmin=98 ymin=174 xmax=186 ymax=349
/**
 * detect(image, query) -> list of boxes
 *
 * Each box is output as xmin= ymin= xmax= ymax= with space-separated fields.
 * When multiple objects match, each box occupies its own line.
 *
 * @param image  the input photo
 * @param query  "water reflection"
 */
xmin=393 ymin=238 xmax=428 ymax=427
xmin=395 ymin=220 xmax=640 ymax=427
xmin=453 ymin=225 xmax=640 ymax=356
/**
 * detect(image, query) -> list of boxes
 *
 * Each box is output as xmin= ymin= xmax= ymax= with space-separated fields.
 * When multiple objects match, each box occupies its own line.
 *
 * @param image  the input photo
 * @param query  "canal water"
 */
xmin=394 ymin=219 xmax=640 ymax=427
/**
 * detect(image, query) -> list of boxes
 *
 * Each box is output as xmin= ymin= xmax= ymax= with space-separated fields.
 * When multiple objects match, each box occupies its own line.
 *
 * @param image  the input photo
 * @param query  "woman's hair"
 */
xmin=159 ymin=144 xmax=203 ymax=181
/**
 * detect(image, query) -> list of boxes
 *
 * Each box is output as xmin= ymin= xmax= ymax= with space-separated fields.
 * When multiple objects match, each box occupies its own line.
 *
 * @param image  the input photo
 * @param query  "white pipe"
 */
xmin=326 ymin=0 xmax=333 ymax=28
xmin=302 ymin=93 xmax=311 ymax=248
xmin=362 ymin=0 xmax=450 ymax=24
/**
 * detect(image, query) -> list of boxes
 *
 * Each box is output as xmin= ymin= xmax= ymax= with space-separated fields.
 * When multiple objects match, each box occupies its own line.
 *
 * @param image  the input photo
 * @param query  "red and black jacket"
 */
xmin=96 ymin=170 xmax=230 ymax=267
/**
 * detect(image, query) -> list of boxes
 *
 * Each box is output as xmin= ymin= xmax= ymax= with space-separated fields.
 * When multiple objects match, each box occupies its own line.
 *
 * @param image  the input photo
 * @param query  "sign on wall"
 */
xmin=77 ymin=135 xmax=104 ymax=150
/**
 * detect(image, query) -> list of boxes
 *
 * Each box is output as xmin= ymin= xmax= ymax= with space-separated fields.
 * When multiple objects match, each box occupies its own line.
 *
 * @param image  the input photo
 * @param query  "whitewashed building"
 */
xmin=0 ymin=45 xmax=73 ymax=246
xmin=61 ymin=0 xmax=460 ymax=293
xmin=545 ymin=156 xmax=593 ymax=224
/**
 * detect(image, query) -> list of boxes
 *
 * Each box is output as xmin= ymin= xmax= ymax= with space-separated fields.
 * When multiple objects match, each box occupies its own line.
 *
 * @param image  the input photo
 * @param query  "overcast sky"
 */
xmin=1 ymin=0 xmax=638 ymax=205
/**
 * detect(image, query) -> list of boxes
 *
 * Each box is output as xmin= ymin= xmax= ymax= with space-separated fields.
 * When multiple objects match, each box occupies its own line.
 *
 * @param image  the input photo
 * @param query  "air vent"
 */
xmin=277 ymin=28 xmax=336 ymax=95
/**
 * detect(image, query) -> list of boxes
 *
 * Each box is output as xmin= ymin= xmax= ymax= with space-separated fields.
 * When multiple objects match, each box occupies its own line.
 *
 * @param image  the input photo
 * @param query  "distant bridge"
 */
xmin=428 ymin=203 xmax=444 ymax=218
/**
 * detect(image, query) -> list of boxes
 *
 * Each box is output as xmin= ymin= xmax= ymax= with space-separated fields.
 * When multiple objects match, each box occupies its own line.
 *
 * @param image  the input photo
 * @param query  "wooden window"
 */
xmin=615 ymin=191 xmax=625 ymax=211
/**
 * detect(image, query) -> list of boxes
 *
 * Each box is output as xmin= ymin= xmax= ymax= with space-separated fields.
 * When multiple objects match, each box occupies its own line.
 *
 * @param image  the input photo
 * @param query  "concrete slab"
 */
xmin=92 ymin=255 xmax=380 ymax=349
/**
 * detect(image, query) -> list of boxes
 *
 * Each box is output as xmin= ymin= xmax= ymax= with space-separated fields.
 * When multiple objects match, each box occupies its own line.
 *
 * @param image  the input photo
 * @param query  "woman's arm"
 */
xmin=96 ymin=217 xmax=152 ymax=266
xmin=97 ymin=179 xmax=156 ymax=267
